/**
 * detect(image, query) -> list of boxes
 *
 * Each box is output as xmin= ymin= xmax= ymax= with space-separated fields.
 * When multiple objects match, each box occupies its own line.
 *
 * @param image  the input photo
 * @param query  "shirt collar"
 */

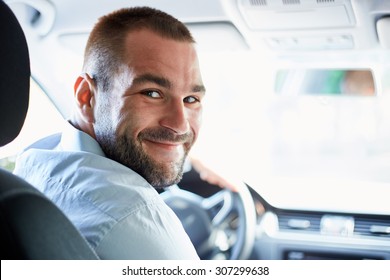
xmin=60 ymin=120 xmax=105 ymax=157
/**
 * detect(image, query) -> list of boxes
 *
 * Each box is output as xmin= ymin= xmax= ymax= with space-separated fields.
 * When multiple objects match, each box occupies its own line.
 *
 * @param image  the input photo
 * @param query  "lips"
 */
xmin=144 ymin=139 xmax=184 ymax=150
xmin=142 ymin=138 xmax=185 ymax=162
xmin=139 ymin=127 xmax=193 ymax=148
xmin=137 ymin=127 xmax=193 ymax=161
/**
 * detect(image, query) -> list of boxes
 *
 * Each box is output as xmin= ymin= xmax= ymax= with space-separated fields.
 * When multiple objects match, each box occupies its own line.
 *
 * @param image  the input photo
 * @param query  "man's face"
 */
xmin=93 ymin=29 xmax=205 ymax=188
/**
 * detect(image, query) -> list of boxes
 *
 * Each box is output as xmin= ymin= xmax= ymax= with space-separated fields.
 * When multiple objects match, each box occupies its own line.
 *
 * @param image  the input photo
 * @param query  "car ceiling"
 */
xmin=5 ymin=0 xmax=390 ymax=117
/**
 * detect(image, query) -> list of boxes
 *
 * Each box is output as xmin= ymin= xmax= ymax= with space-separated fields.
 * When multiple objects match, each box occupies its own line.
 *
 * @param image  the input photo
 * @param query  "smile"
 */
xmin=144 ymin=139 xmax=184 ymax=150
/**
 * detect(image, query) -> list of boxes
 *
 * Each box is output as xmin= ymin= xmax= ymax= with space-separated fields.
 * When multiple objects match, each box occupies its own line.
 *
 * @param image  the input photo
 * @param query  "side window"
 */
xmin=0 ymin=79 xmax=64 ymax=171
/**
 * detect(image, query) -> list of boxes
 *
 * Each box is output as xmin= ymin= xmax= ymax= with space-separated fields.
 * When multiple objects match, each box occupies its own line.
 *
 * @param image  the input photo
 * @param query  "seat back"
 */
xmin=0 ymin=0 xmax=98 ymax=259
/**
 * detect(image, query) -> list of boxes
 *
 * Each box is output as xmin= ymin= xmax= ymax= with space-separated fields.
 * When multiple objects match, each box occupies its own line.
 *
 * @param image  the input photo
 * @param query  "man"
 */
xmin=14 ymin=7 xmax=205 ymax=259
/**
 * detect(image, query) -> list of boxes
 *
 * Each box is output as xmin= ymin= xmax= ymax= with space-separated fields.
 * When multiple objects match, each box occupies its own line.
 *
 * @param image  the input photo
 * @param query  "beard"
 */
xmin=96 ymin=126 xmax=194 ymax=189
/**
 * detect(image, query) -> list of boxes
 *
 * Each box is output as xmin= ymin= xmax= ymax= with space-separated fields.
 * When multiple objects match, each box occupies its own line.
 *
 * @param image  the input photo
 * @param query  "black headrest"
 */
xmin=0 ymin=1 xmax=30 ymax=146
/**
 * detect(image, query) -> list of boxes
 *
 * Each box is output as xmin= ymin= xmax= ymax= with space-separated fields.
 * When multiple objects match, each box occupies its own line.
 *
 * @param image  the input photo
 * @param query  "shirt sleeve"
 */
xmin=94 ymin=200 xmax=199 ymax=260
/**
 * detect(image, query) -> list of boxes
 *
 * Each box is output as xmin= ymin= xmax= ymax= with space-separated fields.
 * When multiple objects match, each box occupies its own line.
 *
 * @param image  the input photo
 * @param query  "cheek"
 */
xmin=115 ymin=114 xmax=139 ymax=139
xmin=189 ymin=109 xmax=203 ymax=138
xmin=116 ymin=106 xmax=154 ymax=139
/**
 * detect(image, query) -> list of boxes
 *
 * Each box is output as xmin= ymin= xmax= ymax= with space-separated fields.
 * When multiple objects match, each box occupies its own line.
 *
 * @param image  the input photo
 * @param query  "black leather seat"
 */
xmin=0 ymin=0 xmax=98 ymax=260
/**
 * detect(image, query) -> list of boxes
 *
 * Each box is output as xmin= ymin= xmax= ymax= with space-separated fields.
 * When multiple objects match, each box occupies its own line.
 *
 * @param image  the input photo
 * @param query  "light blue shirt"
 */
xmin=13 ymin=121 xmax=199 ymax=260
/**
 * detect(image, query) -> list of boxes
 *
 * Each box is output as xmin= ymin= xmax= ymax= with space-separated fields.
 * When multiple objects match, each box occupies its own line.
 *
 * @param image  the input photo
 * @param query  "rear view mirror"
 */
xmin=275 ymin=69 xmax=376 ymax=96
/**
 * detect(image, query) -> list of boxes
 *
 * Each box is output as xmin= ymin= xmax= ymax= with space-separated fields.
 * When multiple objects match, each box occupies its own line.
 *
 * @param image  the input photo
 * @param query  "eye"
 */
xmin=184 ymin=96 xmax=199 ymax=104
xmin=142 ymin=90 xmax=162 ymax=99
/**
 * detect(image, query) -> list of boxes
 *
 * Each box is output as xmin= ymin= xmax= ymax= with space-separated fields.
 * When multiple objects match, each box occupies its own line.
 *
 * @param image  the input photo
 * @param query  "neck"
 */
xmin=69 ymin=113 xmax=96 ymax=140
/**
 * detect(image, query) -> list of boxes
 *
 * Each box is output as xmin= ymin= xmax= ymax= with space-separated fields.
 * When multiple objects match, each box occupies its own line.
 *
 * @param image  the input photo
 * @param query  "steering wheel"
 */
xmin=161 ymin=183 xmax=256 ymax=260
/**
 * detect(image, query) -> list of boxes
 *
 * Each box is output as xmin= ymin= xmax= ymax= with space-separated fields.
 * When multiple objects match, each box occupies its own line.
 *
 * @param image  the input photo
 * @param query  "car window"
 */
xmin=0 ymin=79 xmax=63 ymax=171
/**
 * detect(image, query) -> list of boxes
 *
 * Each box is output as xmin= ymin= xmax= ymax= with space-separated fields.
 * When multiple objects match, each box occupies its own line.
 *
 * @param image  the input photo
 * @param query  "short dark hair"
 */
xmin=83 ymin=6 xmax=195 ymax=92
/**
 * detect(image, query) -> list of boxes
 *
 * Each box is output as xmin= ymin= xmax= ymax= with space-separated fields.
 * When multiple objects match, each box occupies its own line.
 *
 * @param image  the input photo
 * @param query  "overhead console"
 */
xmin=238 ymin=0 xmax=356 ymax=30
xmin=234 ymin=0 xmax=378 ymax=51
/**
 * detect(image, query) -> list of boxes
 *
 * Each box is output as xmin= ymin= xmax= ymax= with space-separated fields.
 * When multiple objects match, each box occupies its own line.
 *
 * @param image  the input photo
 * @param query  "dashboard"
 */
xmin=250 ymin=191 xmax=390 ymax=260
xmin=177 ymin=167 xmax=390 ymax=260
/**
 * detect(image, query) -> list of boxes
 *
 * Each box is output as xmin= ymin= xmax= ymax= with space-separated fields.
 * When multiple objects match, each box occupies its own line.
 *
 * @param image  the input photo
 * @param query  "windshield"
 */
xmin=194 ymin=52 xmax=390 ymax=189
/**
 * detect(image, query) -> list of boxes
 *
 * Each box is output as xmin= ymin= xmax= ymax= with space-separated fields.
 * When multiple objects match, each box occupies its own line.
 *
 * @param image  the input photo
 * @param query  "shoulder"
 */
xmin=95 ymin=198 xmax=199 ymax=260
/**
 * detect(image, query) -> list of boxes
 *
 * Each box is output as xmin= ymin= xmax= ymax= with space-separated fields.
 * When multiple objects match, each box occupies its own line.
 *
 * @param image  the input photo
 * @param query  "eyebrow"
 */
xmin=133 ymin=73 xmax=206 ymax=94
xmin=192 ymin=84 xmax=206 ymax=94
xmin=133 ymin=73 xmax=171 ymax=89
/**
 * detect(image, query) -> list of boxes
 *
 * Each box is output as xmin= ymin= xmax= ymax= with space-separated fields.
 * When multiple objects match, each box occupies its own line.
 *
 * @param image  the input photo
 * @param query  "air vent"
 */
xmin=283 ymin=0 xmax=301 ymax=5
xmin=278 ymin=212 xmax=322 ymax=232
xmin=354 ymin=217 xmax=390 ymax=238
xmin=250 ymin=0 xmax=267 ymax=6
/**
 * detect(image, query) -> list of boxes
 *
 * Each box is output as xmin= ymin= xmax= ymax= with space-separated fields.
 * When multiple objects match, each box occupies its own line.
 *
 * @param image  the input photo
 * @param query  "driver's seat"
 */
xmin=0 ymin=0 xmax=98 ymax=259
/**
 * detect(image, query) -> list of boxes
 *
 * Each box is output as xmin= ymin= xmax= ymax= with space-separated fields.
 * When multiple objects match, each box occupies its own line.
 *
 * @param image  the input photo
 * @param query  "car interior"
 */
xmin=1 ymin=0 xmax=390 ymax=260
xmin=0 ymin=0 xmax=98 ymax=260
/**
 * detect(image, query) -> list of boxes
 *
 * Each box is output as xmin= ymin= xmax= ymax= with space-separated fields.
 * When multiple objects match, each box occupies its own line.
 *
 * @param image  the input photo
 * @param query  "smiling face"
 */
xmin=92 ymin=29 xmax=205 ymax=188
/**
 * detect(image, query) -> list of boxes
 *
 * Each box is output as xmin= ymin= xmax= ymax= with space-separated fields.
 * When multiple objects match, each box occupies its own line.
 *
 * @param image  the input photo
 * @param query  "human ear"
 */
xmin=74 ymin=74 xmax=95 ymax=123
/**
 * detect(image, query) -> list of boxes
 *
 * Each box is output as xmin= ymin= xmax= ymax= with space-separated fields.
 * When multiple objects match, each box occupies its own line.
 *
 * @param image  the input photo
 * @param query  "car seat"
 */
xmin=0 ymin=0 xmax=98 ymax=260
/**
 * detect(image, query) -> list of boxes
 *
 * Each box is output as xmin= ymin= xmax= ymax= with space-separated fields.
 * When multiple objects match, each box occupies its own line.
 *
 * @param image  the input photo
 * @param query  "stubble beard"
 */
xmin=97 ymin=127 xmax=194 ymax=189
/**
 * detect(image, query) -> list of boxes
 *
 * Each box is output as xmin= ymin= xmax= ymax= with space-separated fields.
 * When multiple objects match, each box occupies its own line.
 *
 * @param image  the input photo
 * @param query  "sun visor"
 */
xmin=187 ymin=22 xmax=249 ymax=51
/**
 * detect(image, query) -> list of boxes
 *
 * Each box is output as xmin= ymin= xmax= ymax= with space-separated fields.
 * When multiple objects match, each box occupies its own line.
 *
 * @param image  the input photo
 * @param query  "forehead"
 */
xmin=123 ymin=29 xmax=201 ymax=77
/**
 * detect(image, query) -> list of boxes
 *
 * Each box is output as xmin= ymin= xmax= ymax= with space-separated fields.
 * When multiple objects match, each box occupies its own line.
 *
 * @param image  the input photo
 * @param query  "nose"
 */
xmin=159 ymin=100 xmax=189 ymax=135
